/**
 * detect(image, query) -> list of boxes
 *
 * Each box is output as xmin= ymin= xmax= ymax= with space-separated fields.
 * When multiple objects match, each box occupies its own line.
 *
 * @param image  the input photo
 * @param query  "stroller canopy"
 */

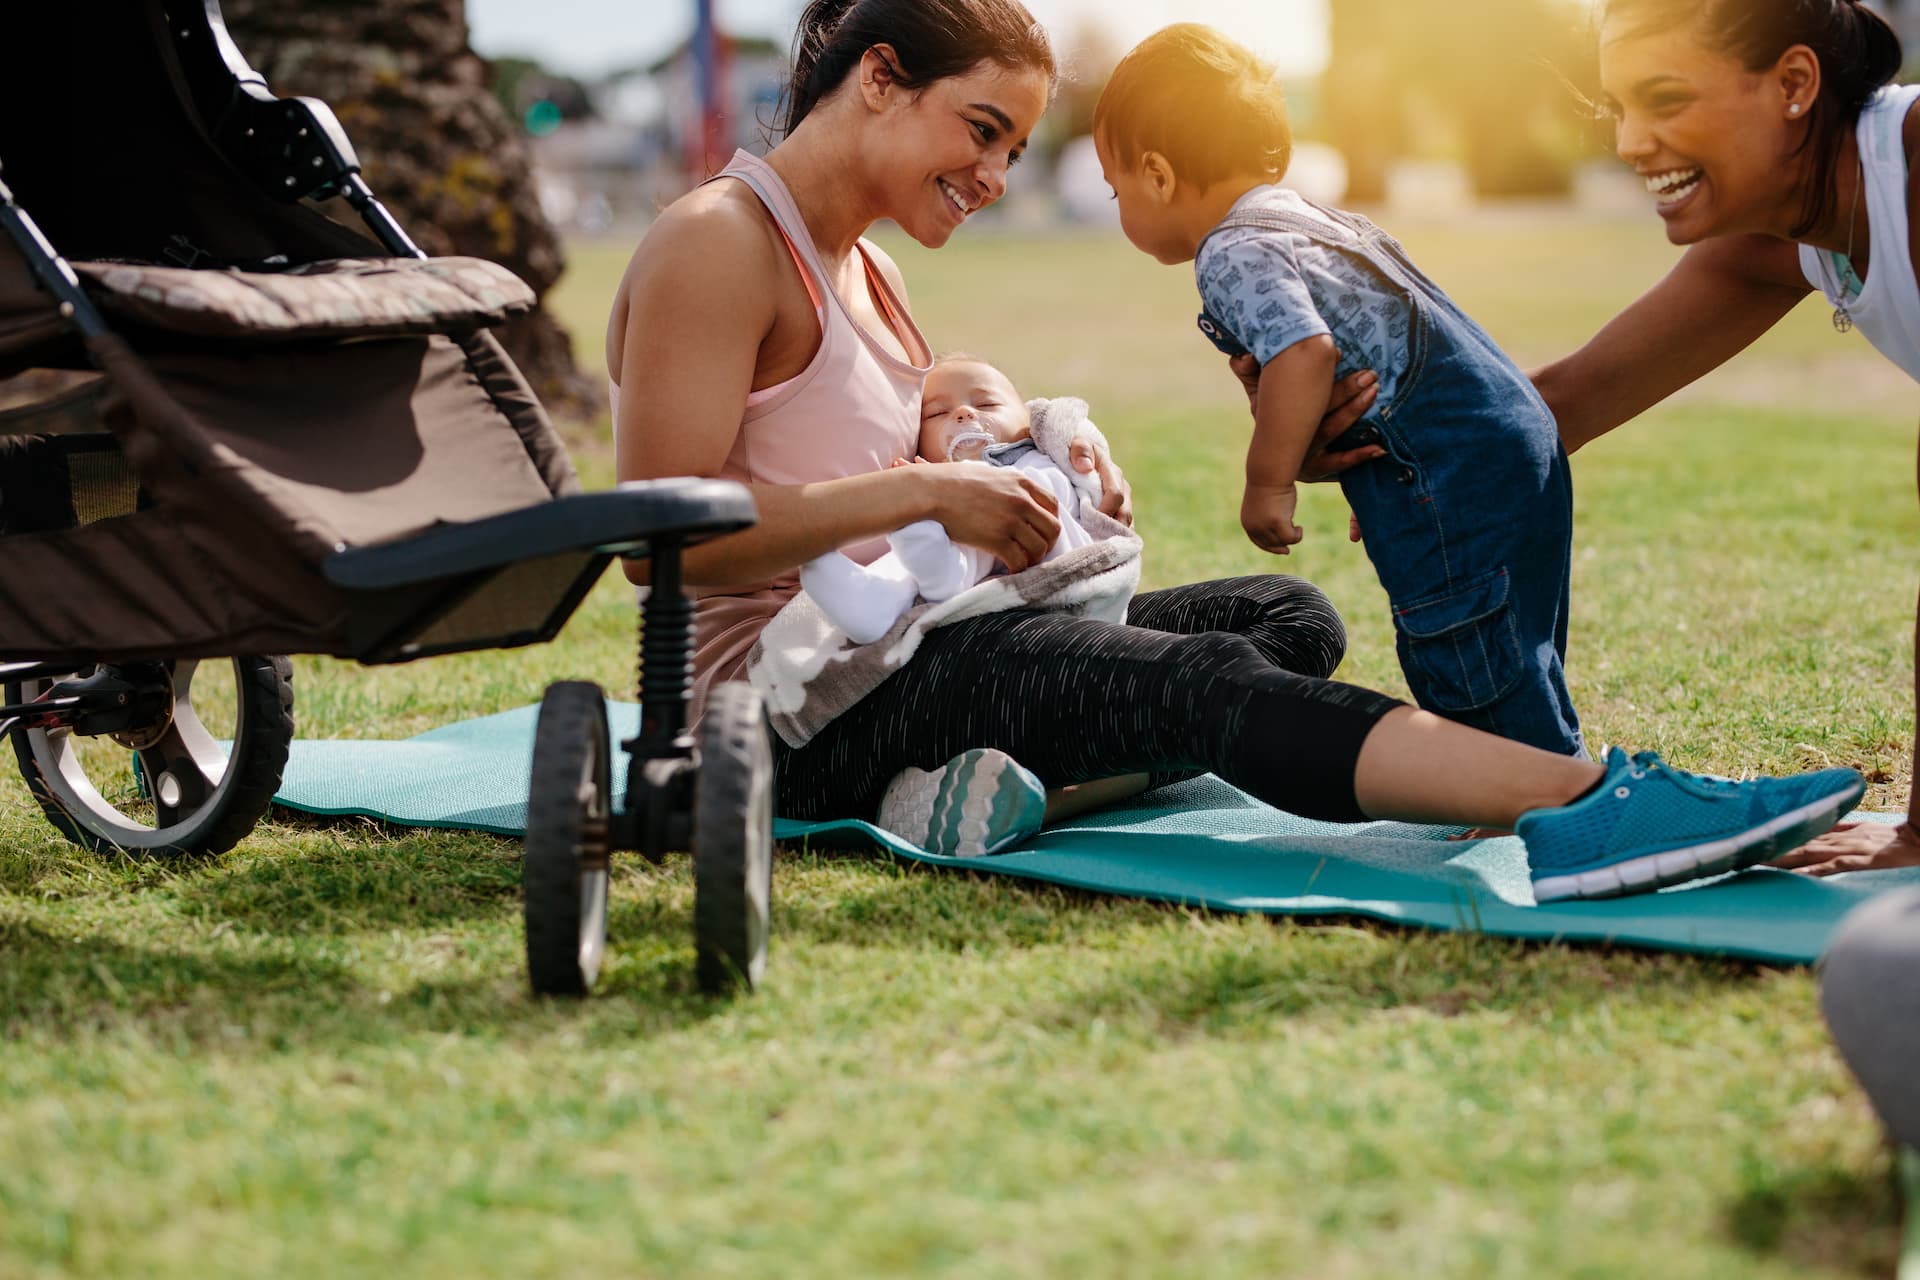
xmin=0 ymin=0 xmax=606 ymax=663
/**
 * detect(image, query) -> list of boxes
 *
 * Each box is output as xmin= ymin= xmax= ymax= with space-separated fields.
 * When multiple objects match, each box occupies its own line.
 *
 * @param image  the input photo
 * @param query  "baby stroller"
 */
xmin=0 ymin=1 xmax=773 ymax=995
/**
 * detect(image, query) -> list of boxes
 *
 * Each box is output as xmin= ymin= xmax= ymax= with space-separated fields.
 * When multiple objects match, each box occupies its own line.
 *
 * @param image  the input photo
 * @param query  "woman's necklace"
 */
xmin=1831 ymin=155 xmax=1865 ymax=333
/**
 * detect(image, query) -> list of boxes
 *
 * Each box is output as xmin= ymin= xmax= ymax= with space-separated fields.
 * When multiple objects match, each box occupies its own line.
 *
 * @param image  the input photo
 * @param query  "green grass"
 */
xmin=2 ymin=211 xmax=1913 ymax=1277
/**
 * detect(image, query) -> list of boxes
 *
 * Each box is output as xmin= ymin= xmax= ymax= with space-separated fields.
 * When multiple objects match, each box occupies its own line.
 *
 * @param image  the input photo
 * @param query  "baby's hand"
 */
xmin=890 ymin=456 xmax=932 ymax=468
xmin=1241 ymin=484 xmax=1303 ymax=554
xmin=1067 ymin=436 xmax=1098 ymax=475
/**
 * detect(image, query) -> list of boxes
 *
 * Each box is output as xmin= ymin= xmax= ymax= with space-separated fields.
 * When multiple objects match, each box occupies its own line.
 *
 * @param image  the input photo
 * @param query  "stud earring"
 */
xmin=1789 ymin=103 xmax=1803 ymax=117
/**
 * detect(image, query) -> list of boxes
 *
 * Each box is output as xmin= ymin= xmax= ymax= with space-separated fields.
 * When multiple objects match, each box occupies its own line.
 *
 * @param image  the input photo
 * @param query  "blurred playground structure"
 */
xmin=493 ymin=0 xmax=1920 ymax=232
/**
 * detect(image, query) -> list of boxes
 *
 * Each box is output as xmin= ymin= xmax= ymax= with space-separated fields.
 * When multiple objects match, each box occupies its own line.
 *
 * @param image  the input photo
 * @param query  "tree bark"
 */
xmin=222 ymin=0 xmax=596 ymax=419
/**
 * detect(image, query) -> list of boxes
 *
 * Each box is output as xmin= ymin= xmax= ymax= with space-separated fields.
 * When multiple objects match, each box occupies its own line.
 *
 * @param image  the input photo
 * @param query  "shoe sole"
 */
xmin=1531 ymin=782 xmax=1864 ymax=903
xmin=875 ymin=749 xmax=1044 ymax=858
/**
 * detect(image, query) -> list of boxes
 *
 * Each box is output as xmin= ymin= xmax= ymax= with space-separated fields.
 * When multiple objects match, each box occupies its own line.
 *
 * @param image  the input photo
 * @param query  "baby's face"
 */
xmin=918 ymin=361 xmax=1030 ymax=462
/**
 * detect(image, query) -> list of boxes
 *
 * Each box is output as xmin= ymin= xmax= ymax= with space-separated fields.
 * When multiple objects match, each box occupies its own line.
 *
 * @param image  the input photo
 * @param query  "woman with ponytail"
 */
xmin=1519 ymin=0 xmax=1920 ymax=874
xmin=601 ymin=0 xmax=1861 ymax=891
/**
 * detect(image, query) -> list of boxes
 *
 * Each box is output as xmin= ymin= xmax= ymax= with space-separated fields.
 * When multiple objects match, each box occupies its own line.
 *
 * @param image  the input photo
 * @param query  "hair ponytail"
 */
xmin=776 ymin=0 xmax=1055 ymax=136
xmin=1829 ymin=0 xmax=1905 ymax=116
xmin=1604 ymin=0 xmax=1906 ymax=237
xmin=784 ymin=0 xmax=863 ymax=135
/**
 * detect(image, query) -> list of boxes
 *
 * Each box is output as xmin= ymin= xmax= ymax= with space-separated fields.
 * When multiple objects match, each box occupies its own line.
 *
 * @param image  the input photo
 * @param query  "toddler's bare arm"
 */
xmin=1242 ymin=337 xmax=1338 ymax=553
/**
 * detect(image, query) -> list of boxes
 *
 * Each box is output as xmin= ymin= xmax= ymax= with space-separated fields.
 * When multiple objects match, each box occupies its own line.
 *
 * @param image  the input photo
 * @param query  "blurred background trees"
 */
xmin=1324 ymin=0 xmax=1599 ymax=201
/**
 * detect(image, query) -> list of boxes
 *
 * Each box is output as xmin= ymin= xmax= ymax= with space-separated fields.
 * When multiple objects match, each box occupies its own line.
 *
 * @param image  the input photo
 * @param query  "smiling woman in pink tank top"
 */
xmin=597 ymin=0 xmax=1850 ymax=894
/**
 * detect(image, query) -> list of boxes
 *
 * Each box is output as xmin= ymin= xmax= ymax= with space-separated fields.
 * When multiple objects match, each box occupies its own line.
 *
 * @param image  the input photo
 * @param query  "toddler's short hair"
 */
xmin=1093 ymin=23 xmax=1291 ymax=189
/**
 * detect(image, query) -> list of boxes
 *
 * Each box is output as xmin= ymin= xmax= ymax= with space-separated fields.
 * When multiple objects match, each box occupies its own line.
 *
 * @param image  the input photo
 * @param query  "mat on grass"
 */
xmin=274 ymin=701 xmax=1920 ymax=965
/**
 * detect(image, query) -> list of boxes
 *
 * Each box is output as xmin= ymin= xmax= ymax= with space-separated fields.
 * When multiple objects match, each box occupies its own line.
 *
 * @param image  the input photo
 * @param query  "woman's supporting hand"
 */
xmin=1091 ymin=449 xmax=1132 ymax=525
xmin=1230 ymin=355 xmax=1384 ymax=482
xmin=923 ymin=464 xmax=1062 ymax=572
xmin=1063 ymin=433 xmax=1134 ymax=527
xmin=1771 ymin=820 xmax=1920 ymax=875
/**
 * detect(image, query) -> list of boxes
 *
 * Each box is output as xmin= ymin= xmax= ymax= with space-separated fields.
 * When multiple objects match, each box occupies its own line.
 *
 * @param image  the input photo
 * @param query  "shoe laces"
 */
xmin=1624 ymin=750 xmax=1741 ymax=797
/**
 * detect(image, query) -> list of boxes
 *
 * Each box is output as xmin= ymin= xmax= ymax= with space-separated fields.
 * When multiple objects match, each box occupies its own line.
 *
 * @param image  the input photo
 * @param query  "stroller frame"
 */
xmin=0 ymin=0 xmax=773 ymax=996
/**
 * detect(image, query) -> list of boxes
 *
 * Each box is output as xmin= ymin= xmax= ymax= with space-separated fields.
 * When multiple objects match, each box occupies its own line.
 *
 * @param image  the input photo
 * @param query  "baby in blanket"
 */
xmin=799 ymin=355 xmax=1114 ymax=643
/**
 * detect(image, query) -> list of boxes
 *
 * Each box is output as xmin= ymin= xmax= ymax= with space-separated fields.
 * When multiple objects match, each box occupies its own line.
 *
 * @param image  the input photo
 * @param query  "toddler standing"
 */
xmin=1095 ymin=23 xmax=1583 ymax=756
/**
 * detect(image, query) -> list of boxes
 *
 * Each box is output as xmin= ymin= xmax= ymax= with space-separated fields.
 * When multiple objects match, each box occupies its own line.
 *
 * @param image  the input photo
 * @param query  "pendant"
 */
xmin=1834 ymin=306 xmax=1854 ymax=334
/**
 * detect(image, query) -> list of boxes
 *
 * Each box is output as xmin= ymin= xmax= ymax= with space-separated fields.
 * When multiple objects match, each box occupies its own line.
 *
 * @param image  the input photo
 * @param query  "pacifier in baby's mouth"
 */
xmin=944 ymin=426 xmax=996 ymax=460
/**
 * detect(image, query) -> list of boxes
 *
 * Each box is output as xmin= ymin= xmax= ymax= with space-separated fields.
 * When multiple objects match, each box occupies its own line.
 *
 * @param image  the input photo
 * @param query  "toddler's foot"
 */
xmin=1516 ymin=747 xmax=1864 ymax=902
xmin=875 ymin=747 xmax=1046 ymax=857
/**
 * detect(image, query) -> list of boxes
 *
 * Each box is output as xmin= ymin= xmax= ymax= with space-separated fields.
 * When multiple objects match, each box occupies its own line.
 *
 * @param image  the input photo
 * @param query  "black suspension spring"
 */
xmin=636 ymin=539 xmax=693 ymax=746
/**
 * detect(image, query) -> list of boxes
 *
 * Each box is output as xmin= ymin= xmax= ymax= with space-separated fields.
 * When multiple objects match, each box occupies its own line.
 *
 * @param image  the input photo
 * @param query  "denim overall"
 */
xmin=1198 ymin=201 xmax=1583 ymax=756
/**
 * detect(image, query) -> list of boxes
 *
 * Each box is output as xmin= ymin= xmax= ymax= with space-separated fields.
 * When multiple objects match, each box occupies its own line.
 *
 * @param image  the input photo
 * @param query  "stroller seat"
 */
xmin=0 ymin=0 xmax=775 ymax=997
xmin=73 ymin=256 xmax=535 ymax=344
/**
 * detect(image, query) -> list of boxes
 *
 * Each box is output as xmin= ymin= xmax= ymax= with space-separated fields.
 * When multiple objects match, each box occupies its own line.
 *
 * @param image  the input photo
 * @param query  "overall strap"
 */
xmin=706 ymin=158 xmax=838 ymax=317
xmin=1198 ymin=199 xmax=1421 ymax=304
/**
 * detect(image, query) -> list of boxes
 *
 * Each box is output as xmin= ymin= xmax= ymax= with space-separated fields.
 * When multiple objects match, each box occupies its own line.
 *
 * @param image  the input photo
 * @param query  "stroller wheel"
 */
xmin=691 ymin=681 xmax=773 ymax=995
xmin=7 ymin=656 xmax=293 ymax=857
xmin=523 ymin=681 xmax=612 ymax=997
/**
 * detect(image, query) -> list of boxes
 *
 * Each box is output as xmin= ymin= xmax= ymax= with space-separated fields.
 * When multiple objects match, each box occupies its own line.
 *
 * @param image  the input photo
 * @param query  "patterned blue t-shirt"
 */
xmin=1194 ymin=187 xmax=1414 ymax=409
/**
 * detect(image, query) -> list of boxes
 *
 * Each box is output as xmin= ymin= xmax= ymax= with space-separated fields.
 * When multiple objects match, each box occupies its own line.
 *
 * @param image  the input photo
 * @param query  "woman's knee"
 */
xmin=1821 ymin=889 xmax=1920 ymax=1148
xmin=1240 ymin=574 xmax=1349 ymax=679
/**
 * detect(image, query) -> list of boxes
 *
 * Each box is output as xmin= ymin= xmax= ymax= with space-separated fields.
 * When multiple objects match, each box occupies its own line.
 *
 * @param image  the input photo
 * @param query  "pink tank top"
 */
xmin=650 ymin=150 xmax=932 ymax=716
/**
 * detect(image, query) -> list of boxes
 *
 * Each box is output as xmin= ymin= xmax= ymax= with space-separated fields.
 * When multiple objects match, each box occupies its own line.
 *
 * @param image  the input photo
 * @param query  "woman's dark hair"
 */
xmin=1604 ymin=0 xmax=1903 ymax=237
xmin=779 ymin=0 xmax=1056 ymax=135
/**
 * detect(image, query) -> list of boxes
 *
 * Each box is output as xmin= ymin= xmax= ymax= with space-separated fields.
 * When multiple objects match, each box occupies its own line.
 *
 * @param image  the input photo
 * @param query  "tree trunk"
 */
xmin=222 ymin=0 xmax=596 ymax=419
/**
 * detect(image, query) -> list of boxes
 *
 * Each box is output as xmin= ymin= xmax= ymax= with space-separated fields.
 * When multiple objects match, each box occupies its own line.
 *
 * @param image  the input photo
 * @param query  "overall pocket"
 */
xmin=1390 ymin=567 xmax=1524 ymax=713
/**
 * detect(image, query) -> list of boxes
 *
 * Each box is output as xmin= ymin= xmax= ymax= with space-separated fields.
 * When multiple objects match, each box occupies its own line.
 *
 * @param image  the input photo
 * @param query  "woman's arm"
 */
xmin=1532 ymin=234 xmax=1810 ymax=452
xmin=614 ymin=206 xmax=1060 ymax=584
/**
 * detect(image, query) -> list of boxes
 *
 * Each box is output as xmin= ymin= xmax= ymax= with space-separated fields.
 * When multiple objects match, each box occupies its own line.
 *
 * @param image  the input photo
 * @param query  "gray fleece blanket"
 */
xmin=747 ymin=397 xmax=1144 ymax=748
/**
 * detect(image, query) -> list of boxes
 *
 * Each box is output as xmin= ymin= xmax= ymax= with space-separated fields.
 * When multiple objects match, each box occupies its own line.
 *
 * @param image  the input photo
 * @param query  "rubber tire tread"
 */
xmin=692 ymin=681 xmax=774 ymax=995
xmin=8 ymin=655 xmax=294 ymax=858
xmin=523 ymin=680 xmax=611 ymax=997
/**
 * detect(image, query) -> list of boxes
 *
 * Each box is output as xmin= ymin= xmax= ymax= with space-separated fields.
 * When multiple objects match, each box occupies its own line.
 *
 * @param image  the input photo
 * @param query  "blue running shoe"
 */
xmin=875 ymin=747 xmax=1046 ymax=858
xmin=1517 ymin=747 xmax=1865 ymax=902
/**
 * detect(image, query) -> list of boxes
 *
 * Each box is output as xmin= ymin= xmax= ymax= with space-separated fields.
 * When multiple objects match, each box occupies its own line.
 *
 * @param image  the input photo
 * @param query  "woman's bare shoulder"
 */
xmin=607 ymin=182 xmax=783 ymax=369
xmin=627 ymin=182 xmax=783 ymax=284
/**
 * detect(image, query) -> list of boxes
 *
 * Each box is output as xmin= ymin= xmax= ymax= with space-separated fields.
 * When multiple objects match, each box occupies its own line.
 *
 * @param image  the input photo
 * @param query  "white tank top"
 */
xmin=1799 ymin=83 xmax=1920 ymax=383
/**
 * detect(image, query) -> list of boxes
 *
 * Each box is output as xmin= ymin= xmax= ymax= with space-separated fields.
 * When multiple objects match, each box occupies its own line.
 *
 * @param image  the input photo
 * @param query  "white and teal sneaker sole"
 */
xmin=875 ymin=747 xmax=1046 ymax=859
xmin=1531 ymin=786 xmax=1864 ymax=903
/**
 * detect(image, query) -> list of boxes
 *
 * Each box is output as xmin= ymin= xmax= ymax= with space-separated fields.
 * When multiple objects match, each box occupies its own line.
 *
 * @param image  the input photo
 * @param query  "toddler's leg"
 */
xmin=887 ymin=519 xmax=993 ymax=602
xmin=800 ymin=550 xmax=919 ymax=644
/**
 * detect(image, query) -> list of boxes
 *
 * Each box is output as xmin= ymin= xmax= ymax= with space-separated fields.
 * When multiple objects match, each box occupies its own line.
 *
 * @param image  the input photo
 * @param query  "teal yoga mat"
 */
xmin=274 ymin=701 xmax=1920 ymax=965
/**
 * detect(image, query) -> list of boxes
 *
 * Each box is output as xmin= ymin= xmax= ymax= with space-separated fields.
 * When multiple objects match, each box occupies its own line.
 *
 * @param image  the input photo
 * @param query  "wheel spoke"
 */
xmin=135 ymin=732 xmax=216 ymax=829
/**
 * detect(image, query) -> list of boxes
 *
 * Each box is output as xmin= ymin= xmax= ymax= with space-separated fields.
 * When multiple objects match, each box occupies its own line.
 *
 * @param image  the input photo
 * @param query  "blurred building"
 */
xmin=620 ymin=33 xmax=787 ymax=173
xmin=524 ymin=31 xmax=788 ymax=230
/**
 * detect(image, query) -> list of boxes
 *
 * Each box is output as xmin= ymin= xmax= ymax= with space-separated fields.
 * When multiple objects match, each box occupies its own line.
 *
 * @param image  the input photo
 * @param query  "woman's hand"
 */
xmin=1064 ymin=431 xmax=1134 ymax=527
xmin=923 ymin=464 xmax=1062 ymax=571
xmin=1231 ymin=356 xmax=1384 ymax=483
xmin=1091 ymin=449 xmax=1132 ymax=525
xmin=1770 ymin=820 xmax=1920 ymax=876
xmin=1300 ymin=369 xmax=1385 ymax=482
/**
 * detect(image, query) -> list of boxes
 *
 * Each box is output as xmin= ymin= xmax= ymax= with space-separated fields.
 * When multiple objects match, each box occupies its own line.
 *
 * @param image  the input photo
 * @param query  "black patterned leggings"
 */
xmin=772 ymin=575 xmax=1405 ymax=824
